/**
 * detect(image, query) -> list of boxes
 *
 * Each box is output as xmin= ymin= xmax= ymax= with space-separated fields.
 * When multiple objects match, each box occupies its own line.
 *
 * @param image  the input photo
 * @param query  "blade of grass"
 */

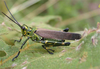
xmin=55 ymin=9 xmax=100 ymax=27
xmin=7 ymin=0 xmax=40 ymax=15
xmin=23 ymin=0 xmax=60 ymax=19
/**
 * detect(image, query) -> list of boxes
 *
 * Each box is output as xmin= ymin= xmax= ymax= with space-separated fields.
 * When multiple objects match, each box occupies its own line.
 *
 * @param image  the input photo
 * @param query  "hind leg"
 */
xmin=42 ymin=45 xmax=54 ymax=54
xmin=40 ymin=40 xmax=70 ymax=54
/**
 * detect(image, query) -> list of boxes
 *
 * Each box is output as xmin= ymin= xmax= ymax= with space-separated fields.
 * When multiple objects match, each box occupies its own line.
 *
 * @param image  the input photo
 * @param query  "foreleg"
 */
xmin=14 ymin=36 xmax=23 ymax=42
xmin=12 ymin=37 xmax=30 ymax=61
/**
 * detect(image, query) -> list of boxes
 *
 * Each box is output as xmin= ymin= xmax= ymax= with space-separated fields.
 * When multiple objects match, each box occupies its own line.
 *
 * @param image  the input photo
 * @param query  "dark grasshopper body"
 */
xmin=2 ymin=1 xmax=81 ymax=61
xmin=36 ymin=28 xmax=81 ymax=40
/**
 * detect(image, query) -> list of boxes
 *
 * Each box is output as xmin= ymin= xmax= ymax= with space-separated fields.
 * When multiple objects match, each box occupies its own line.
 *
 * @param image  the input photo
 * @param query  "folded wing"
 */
xmin=35 ymin=29 xmax=81 ymax=40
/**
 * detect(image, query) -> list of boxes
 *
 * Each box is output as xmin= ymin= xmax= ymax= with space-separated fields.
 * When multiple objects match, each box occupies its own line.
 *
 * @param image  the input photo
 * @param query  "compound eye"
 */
xmin=28 ymin=33 xmax=30 ymax=35
xmin=22 ymin=26 xmax=25 ymax=30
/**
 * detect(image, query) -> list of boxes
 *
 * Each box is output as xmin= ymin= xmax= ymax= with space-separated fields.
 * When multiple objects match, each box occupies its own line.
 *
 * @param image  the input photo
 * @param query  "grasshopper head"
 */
xmin=2 ymin=1 xmax=35 ymax=37
xmin=21 ymin=24 xmax=33 ymax=37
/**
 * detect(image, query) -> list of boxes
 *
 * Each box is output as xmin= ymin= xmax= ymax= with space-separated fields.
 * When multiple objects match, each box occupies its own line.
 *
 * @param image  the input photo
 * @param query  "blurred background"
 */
xmin=0 ymin=0 xmax=100 ymax=32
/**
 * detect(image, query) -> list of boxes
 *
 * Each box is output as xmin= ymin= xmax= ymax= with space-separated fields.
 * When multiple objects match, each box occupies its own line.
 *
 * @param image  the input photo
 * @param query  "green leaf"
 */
xmin=30 ymin=16 xmax=61 ymax=23
xmin=1 ymin=30 xmax=100 ymax=69
xmin=1 ymin=14 xmax=100 ymax=69
xmin=21 ymin=15 xmax=62 ymax=30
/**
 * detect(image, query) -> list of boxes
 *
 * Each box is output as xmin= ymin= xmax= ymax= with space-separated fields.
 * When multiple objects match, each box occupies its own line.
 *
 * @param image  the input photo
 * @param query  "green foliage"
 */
xmin=1 ymin=0 xmax=100 ymax=31
xmin=0 ymin=0 xmax=100 ymax=69
xmin=0 ymin=13 xmax=100 ymax=69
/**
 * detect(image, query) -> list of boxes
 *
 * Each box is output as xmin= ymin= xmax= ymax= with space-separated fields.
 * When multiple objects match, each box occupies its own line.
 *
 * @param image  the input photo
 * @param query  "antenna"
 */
xmin=2 ymin=12 xmax=19 ymax=25
xmin=3 ymin=1 xmax=22 ymax=28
